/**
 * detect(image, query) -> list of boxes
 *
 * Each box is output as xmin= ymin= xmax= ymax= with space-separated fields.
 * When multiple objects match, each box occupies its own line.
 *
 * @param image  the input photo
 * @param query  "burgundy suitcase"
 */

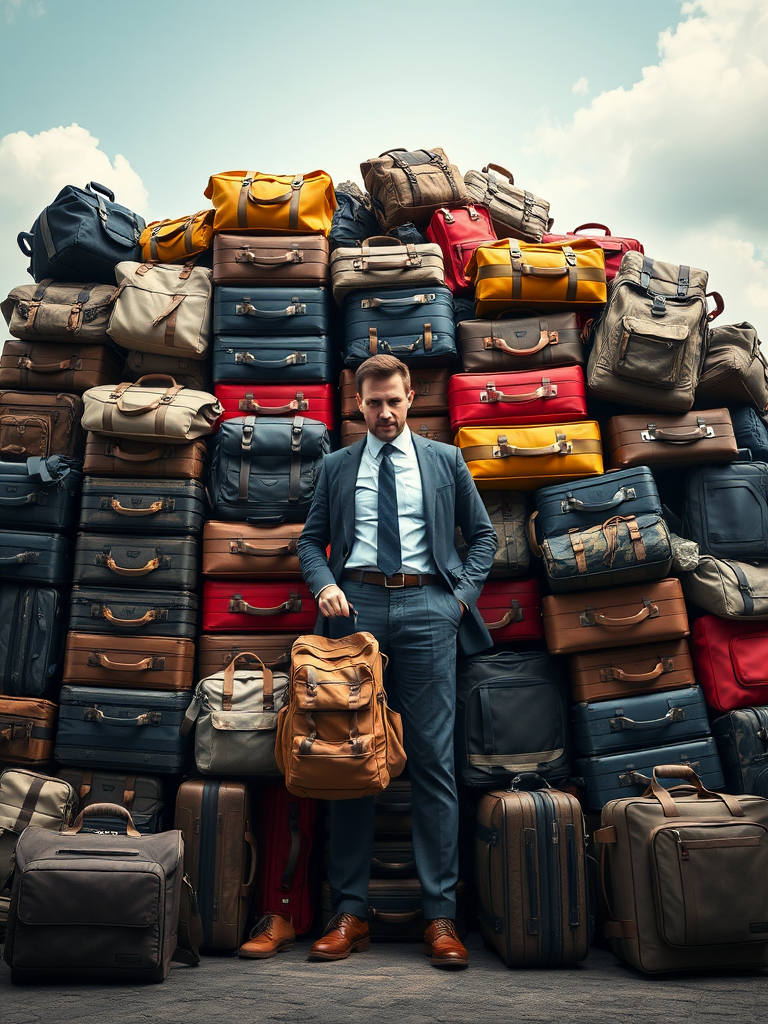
xmin=447 ymin=365 xmax=587 ymax=431
xmin=543 ymin=223 xmax=644 ymax=281
xmin=202 ymin=581 xmax=317 ymax=633
xmin=477 ymin=579 xmax=544 ymax=643
xmin=214 ymin=383 xmax=337 ymax=431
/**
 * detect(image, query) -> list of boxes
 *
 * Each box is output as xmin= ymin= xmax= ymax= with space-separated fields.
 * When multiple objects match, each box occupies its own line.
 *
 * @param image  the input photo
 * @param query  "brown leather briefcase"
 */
xmin=0 ymin=341 xmax=123 ymax=393
xmin=542 ymin=578 xmax=689 ymax=656
xmin=569 ymin=639 xmax=696 ymax=703
xmin=0 ymin=391 xmax=83 ymax=460
xmin=212 ymin=233 xmax=329 ymax=286
xmin=459 ymin=313 xmax=586 ymax=373
xmin=197 ymin=634 xmax=299 ymax=679
xmin=83 ymin=433 xmax=208 ymax=479
xmin=0 ymin=696 xmax=57 ymax=766
xmin=605 ymin=408 xmax=738 ymax=470
xmin=62 ymin=633 xmax=195 ymax=691
xmin=341 ymin=416 xmax=452 ymax=446
xmin=339 ymin=367 xmax=450 ymax=419
xmin=202 ymin=521 xmax=303 ymax=579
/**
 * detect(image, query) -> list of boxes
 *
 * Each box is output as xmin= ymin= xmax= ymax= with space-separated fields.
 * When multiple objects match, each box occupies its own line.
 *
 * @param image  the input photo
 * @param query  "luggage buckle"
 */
xmin=286 ymin=303 xmax=306 ymax=316
xmin=241 ymin=423 xmax=254 ymax=449
xmin=651 ymin=294 xmax=667 ymax=316
xmin=384 ymin=574 xmax=406 ymax=588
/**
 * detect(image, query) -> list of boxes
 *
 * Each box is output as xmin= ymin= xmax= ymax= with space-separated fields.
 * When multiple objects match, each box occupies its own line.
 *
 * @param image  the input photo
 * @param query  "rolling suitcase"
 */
xmin=0 ymin=456 xmax=82 ymax=533
xmin=476 ymin=579 xmax=543 ymax=643
xmin=62 ymin=633 xmax=195 ymax=691
xmin=605 ymin=408 xmax=738 ymax=470
xmin=57 ymin=766 xmax=166 ymax=834
xmin=0 ymin=530 xmax=72 ymax=586
xmin=212 ymin=334 xmax=333 ymax=385
xmin=174 ymin=778 xmax=257 ymax=952
xmin=69 ymin=586 xmax=199 ymax=640
xmin=0 ymin=584 xmax=66 ymax=699
xmin=202 ymin=581 xmax=317 ymax=633
xmin=569 ymin=639 xmax=696 ymax=704
xmin=78 ymin=477 xmax=206 ymax=535
xmin=214 ymin=383 xmax=337 ymax=430
xmin=447 ymin=366 xmax=587 ymax=431
xmin=73 ymin=532 xmax=199 ymax=591
xmin=212 ymin=233 xmax=329 ymax=286
xmin=202 ymin=521 xmax=304 ymax=579
xmin=475 ymin=776 xmax=591 ymax=966
xmin=213 ymin=286 xmax=330 ymax=336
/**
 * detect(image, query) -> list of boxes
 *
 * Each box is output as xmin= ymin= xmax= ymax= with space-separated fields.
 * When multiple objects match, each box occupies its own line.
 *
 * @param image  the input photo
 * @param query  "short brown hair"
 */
xmin=355 ymin=354 xmax=411 ymax=396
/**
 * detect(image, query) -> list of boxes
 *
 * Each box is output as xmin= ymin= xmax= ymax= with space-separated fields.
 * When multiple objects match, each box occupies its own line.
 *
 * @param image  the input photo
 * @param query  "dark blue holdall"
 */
xmin=212 ymin=335 xmax=333 ymax=384
xmin=17 ymin=181 xmax=145 ymax=285
xmin=343 ymin=286 xmax=456 ymax=368
xmin=213 ymin=287 xmax=330 ymax=336
xmin=570 ymin=685 xmax=710 ymax=757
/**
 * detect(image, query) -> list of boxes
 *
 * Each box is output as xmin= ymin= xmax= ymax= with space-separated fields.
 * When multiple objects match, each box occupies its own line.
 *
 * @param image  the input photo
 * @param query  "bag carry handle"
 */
xmin=17 ymin=232 xmax=34 ymax=258
xmin=367 ymin=907 xmax=422 ymax=924
xmin=82 ymin=707 xmax=162 ymax=728
xmin=494 ymin=435 xmax=572 ymax=458
xmin=238 ymin=396 xmax=308 ymax=415
xmin=370 ymin=857 xmax=417 ymax=875
xmin=114 ymin=375 xmax=183 ymax=416
xmin=0 ymin=719 xmax=33 ymax=744
xmin=646 ymin=765 xmax=745 ymax=818
xmin=483 ymin=330 xmax=557 ymax=357
xmin=560 ymin=486 xmax=635 ymax=514
xmin=706 ymin=291 xmax=725 ymax=322
xmin=246 ymin=177 xmax=304 ymax=206
xmin=235 ymin=248 xmax=304 ymax=266
xmin=87 ymin=651 xmax=164 ymax=672
xmin=105 ymin=555 xmax=160 ymax=577
xmin=0 ymin=489 xmax=46 ymax=506
xmin=604 ymin=658 xmax=672 ymax=683
xmin=572 ymin=223 xmax=611 ymax=236
xmin=230 ymin=537 xmax=299 ymax=557
xmin=360 ymin=294 xmax=435 ymax=309
xmin=109 ymin=497 xmax=166 ymax=517
xmin=17 ymin=356 xmax=81 ymax=373
xmin=484 ymin=600 xmax=523 ymax=630
xmin=104 ymin=443 xmax=166 ymax=463
xmin=481 ymin=381 xmax=557 ymax=404
xmin=228 ymin=594 xmax=302 ymax=616
xmin=66 ymin=802 xmax=140 ymax=837
xmin=234 ymin=351 xmax=307 ymax=368
xmin=85 ymin=181 xmax=116 ymax=203
xmin=236 ymin=300 xmax=306 ymax=319
xmin=222 ymin=651 xmax=274 ymax=710
xmin=361 ymin=236 xmax=408 ymax=248
xmin=609 ymin=707 xmax=685 ymax=731
xmin=0 ymin=550 xmax=38 ymax=565
xmin=580 ymin=598 xmax=658 ymax=627
xmin=102 ymin=606 xmax=157 ymax=628
xmin=641 ymin=422 xmax=714 ymax=444
xmin=482 ymin=163 xmax=515 ymax=184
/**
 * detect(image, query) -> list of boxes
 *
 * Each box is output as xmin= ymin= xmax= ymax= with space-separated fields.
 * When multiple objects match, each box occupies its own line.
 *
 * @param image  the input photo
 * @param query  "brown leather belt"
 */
xmin=342 ymin=570 xmax=440 ymax=589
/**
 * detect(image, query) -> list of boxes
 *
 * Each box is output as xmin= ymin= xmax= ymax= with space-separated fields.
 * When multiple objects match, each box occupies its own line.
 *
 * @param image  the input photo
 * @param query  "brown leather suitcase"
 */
xmin=197 ymin=633 xmax=298 ymax=678
xmin=341 ymin=415 xmax=453 ymax=447
xmin=0 ymin=341 xmax=124 ymax=393
xmin=83 ymin=432 xmax=208 ymax=479
xmin=123 ymin=350 xmax=211 ymax=392
xmin=63 ymin=633 xmax=195 ymax=691
xmin=605 ymin=408 xmax=738 ymax=470
xmin=202 ymin=521 xmax=303 ymax=579
xmin=339 ymin=367 xmax=450 ymax=419
xmin=0 ymin=695 xmax=57 ymax=766
xmin=542 ymin=578 xmax=689 ymax=656
xmin=459 ymin=313 xmax=586 ymax=373
xmin=0 ymin=391 xmax=83 ymax=460
xmin=569 ymin=639 xmax=696 ymax=703
xmin=174 ymin=778 xmax=257 ymax=952
xmin=212 ymin=233 xmax=329 ymax=286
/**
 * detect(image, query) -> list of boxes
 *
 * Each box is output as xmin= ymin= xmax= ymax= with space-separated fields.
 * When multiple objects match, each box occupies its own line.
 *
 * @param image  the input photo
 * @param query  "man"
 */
xmin=295 ymin=353 xmax=496 ymax=969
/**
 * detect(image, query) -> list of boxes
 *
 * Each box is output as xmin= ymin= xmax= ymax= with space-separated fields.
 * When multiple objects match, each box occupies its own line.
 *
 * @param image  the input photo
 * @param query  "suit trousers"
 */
xmin=327 ymin=578 xmax=461 ymax=920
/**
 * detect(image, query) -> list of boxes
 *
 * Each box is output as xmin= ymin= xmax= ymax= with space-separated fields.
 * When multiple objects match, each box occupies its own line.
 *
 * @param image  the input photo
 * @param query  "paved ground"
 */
xmin=1 ymin=931 xmax=766 ymax=1024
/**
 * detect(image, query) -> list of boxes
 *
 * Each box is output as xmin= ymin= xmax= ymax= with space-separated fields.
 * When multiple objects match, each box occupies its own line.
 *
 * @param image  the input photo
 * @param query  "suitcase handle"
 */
xmin=0 ymin=720 xmax=33 ymax=743
xmin=236 ymin=301 xmax=306 ymax=319
xmin=482 ymin=163 xmax=515 ymax=184
xmin=359 ymin=294 xmax=435 ymax=309
xmin=228 ymin=594 xmax=302 ymax=617
xmin=234 ymin=351 xmax=307 ymax=368
xmin=87 ymin=651 xmax=165 ymax=673
xmin=235 ymin=248 xmax=304 ymax=266
xmin=483 ymin=331 xmax=557 ymax=357
xmin=102 ymin=607 xmax=157 ymax=627
xmin=604 ymin=658 xmax=672 ymax=683
xmin=104 ymin=443 xmax=167 ymax=463
xmin=105 ymin=555 xmax=160 ymax=577
xmin=519 ymin=264 xmax=570 ymax=279
xmin=560 ymin=487 xmax=635 ymax=513
xmin=109 ymin=497 xmax=167 ymax=516
xmin=82 ymin=707 xmax=162 ymax=728
xmin=480 ymin=382 xmax=558 ymax=404
xmin=706 ymin=291 xmax=725 ymax=322
xmin=66 ymin=802 xmax=140 ymax=837
xmin=17 ymin=356 xmax=81 ymax=373
xmin=353 ymin=255 xmax=423 ymax=272
xmin=640 ymin=424 xmax=714 ymax=444
xmin=230 ymin=537 xmax=299 ymax=557
xmin=572 ymin=223 xmax=611 ymax=236
xmin=238 ymin=394 xmax=309 ymax=415
xmin=0 ymin=550 xmax=38 ymax=565
xmin=484 ymin=601 xmax=523 ymax=630
xmin=367 ymin=908 xmax=422 ymax=924
xmin=647 ymin=765 xmax=746 ymax=819
xmin=371 ymin=857 xmax=417 ymax=876
xmin=0 ymin=490 xmax=46 ymax=506
xmin=609 ymin=707 xmax=685 ymax=731
xmin=579 ymin=599 xmax=658 ymax=627
xmin=493 ymin=437 xmax=572 ymax=458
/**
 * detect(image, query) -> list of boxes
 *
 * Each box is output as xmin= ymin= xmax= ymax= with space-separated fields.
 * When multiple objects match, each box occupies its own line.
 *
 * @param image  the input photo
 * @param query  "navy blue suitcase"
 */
xmin=212 ymin=335 xmax=333 ymax=384
xmin=213 ymin=286 xmax=330 ymax=336
xmin=0 ymin=457 xmax=82 ymax=533
xmin=54 ymin=685 xmax=190 ymax=774
xmin=570 ymin=686 xmax=710 ymax=757
xmin=573 ymin=737 xmax=725 ymax=810
xmin=712 ymin=706 xmax=768 ymax=797
xmin=343 ymin=285 xmax=456 ymax=368
xmin=730 ymin=406 xmax=768 ymax=462
xmin=0 ymin=530 xmax=73 ymax=586
xmin=534 ymin=466 xmax=662 ymax=538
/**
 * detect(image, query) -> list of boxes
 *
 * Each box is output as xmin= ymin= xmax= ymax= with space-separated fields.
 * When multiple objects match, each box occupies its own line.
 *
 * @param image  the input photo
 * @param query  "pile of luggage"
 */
xmin=1 ymin=146 xmax=767 ymax=981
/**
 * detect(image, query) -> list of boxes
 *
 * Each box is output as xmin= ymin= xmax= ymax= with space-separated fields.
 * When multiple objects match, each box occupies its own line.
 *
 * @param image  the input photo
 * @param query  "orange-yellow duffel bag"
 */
xmin=204 ymin=170 xmax=336 ymax=236
xmin=466 ymin=237 xmax=606 ymax=316
xmin=140 ymin=209 xmax=215 ymax=263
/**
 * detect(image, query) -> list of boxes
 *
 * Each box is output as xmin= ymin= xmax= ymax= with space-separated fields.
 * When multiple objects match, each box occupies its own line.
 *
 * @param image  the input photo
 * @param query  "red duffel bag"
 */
xmin=426 ymin=204 xmax=497 ymax=294
xmin=202 ymin=581 xmax=317 ymax=633
xmin=690 ymin=614 xmax=768 ymax=712
xmin=214 ymin=384 xmax=337 ymax=431
xmin=447 ymin=365 xmax=587 ymax=431
xmin=542 ymin=223 xmax=643 ymax=281
xmin=477 ymin=579 xmax=544 ymax=643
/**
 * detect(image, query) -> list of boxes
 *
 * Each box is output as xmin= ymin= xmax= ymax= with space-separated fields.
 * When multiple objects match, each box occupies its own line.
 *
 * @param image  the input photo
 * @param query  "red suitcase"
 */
xmin=202 ymin=580 xmax=317 ymax=633
xmin=214 ymin=384 xmax=337 ymax=431
xmin=477 ymin=579 xmax=544 ymax=643
xmin=447 ymin=366 xmax=587 ymax=431
xmin=252 ymin=778 xmax=317 ymax=935
xmin=542 ymin=223 xmax=644 ymax=281
xmin=690 ymin=615 xmax=768 ymax=712
xmin=425 ymin=204 xmax=497 ymax=294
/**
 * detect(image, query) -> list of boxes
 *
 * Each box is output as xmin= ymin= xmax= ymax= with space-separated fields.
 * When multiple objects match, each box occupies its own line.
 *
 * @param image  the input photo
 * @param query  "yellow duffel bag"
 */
xmin=140 ymin=209 xmax=215 ymax=263
xmin=204 ymin=170 xmax=337 ymax=236
xmin=456 ymin=421 xmax=603 ymax=490
xmin=466 ymin=237 xmax=606 ymax=315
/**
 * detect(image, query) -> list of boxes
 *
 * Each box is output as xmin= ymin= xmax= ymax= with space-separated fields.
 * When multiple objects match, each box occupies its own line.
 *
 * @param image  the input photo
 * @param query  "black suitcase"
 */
xmin=73 ymin=533 xmax=198 ymax=591
xmin=0 ymin=457 xmax=82 ymax=533
xmin=78 ymin=477 xmax=206 ymax=535
xmin=712 ymin=706 xmax=768 ymax=796
xmin=56 ymin=766 xmax=166 ymax=833
xmin=320 ymin=878 xmax=468 ymax=941
xmin=0 ymin=584 xmax=66 ymax=698
xmin=683 ymin=461 xmax=768 ymax=560
xmin=54 ymin=685 xmax=190 ymax=774
xmin=69 ymin=586 xmax=199 ymax=640
xmin=0 ymin=530 xmax=73 ymax=586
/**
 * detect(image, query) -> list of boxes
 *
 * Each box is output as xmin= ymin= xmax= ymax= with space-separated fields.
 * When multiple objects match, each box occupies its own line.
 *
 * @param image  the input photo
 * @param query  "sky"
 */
xmin=0 ymin=0 xmax=765 ymax=339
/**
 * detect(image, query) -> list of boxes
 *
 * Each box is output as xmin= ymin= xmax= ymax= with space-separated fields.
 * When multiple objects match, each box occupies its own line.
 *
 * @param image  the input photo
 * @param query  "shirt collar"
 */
xmin=366 ymin=426 xmax=413 ymax=459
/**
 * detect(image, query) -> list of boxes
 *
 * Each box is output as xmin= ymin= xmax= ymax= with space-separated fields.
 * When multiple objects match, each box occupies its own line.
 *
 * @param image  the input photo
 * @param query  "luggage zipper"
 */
xmin=8 ymin=587 xmax=31 ymax=692
xmin=539 ymin=791 xmax=562 ymax=964
xmin=199 ymin=781 xmax=219 ymax=943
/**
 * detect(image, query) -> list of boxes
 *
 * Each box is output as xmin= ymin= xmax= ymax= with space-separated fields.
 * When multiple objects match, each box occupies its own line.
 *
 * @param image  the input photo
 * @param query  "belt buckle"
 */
xmin=384 ymin=573 xmax=406 ymax=588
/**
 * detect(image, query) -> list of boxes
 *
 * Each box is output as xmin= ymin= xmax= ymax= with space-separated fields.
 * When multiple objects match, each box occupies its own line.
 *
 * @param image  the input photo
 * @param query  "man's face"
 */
xmin=356 ymin=373 xmax=415 ymax=442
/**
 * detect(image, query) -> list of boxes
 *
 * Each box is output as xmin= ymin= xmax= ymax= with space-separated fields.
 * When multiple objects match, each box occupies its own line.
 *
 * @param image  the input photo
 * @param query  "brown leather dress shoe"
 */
xmin=238 ymin=914 xmax=296 ymax=959
xmin=423 ymin=918 xmax=469 ymax=969
xmin=307 ymin=913 xmax=371 ymax=961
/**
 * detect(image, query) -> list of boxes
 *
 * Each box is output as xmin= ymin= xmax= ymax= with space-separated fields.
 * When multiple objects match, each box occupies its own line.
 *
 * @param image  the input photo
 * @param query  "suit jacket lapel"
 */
xmin=340 ymin=438 xmax=365 ymax=550
xmin=413 ymin=433 xmax=437 ymax=552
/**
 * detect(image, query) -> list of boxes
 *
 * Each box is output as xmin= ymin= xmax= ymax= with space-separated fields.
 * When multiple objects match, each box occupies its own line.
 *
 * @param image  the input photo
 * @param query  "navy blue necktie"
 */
xmin=377 ymin=443 xmax=401 ymax=577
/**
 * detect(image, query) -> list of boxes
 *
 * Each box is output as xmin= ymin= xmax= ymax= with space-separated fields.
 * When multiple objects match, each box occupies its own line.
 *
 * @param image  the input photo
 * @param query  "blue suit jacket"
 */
xmin=297 ymin=432 xmax=497 ymax=656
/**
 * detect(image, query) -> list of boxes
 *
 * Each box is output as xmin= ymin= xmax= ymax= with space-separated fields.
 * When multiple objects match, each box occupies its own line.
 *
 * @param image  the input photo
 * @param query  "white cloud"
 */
xmin=0 ymin=124 xmax=148 ymax=298
xmin=4 ymin=0 xmax=45 ymax=22
xmin=571 ymin=77 xmax=589 ymax=97
xmin=524 ymin=0 xmax=768 ymax=336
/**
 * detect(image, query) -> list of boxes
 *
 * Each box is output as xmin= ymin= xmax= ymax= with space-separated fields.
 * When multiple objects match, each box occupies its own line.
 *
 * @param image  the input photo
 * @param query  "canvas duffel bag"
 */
xmin=139 ymin=209 xmax=215 ymax=263
xmin=459 ymin=312 xmax=586 ymax=373
xmin=0 ymin=695 xmax=57 ymax=767
xmin=330 ymin=237 xmax=445 ymax=305
xmin=69 ymin=586 xmax=199 ymax=641
xmin=694 ymin=321 xmax=768 ymax=410
xmin=683 ymin=555 xmax=768 ymax=619
xmin=209 ymin=415 xmax=330 ymax=523
xmin=342 ymin=285 xmax=456 ymax=368
xmin=123 ymin=349 xmax=211 ymax=392
xmin=587 ymin=252 xmax=724 ymax=411
xmin=0 ymin=584 xmax=66 ymax=699
xmin=63 ymin=633 xmax=195 ymax=691
xmin=691 ymin=615 xmax=768 ymax=712
xmin=212 ymin=334 xmax=333 ymax=384
xmin=0 ymin=391 xmax=83 ymax=461
xmin=107 ymin=261 xmax=213 ymax=358
xmin=17 ymin=181 xmax=145 ymax=285
xmin=683 ymin=461 xmax=768 ymax=561
xmin=543 ymin=222 xmax=644 ymax=280
xmin=0 ymin=767 xmax=76 ymax=888
xmin=361 ymin=147 xmax=466 ymax=230
xmin=448 ymin=366 xmax=587 ymax=430
xmin=454 ymin=490 xmax=530 ymax=579
xmin=57 ymin=767 xmax=166 ymax=834
xmin=212 ymin=233 xmax=329 ymax=287
xmin=78 ymin=476 xmax=206 ymax=535
xmin=425 ymin=204 xmax=497 ymax=293
xmin=570 ymin=639 xmax=696 ymax=704
xmin=81 ymin=376 xmax=222 ymax=444
xmin=204 ymin=169 xmax=336 ymax=236
xmin=73 ymin=532 xmax=198 ymax=592
xmin=456 ymin=420 xmax=603 ymax=491
xmin=0 ymin=340 xmax=123 ymax=393
xmin=467 ymin=238 xmax=607 ymax=315
xmin=463 ymin=163 xmax=551 ymax=243
xmin=2 ymin=279 xmax=117 ymax=343
xmin=181 ymin=652 xmax=288 ymax=777
xmin=83 ymin=433 xmax=208 ymax=479
xmin=202 ymin=521 xmax=304 ymax=579
xmin=339 ymin=367 xmax=449 ymax=419
xmin=0 ymin=456 xmax=82 ymax=532
xmin=605 ymin=408 xmax=738 ymax=470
